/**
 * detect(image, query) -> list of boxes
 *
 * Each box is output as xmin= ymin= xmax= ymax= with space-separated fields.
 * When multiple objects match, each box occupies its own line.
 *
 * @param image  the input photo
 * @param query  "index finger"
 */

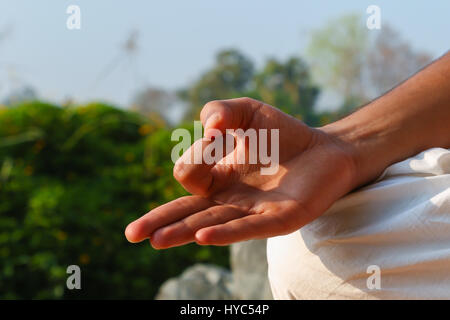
xmin=125 ymin=195 xmax=216 ymax=243
xmin=200 ymin=97 xmax=263 ymax=138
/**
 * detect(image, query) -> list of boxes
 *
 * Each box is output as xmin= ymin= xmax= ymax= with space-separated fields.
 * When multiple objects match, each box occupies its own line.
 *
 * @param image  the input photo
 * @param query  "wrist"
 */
xmin=319 ymin=106 xmax=405 ymax=188
xmin=319 ymin=53 xmax=450 ymax=189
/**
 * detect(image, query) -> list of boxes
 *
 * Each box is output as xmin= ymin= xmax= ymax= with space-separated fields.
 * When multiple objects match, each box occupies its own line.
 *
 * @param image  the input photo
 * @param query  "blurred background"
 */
xmin=0 ymin=1 xmax=448 ymax=299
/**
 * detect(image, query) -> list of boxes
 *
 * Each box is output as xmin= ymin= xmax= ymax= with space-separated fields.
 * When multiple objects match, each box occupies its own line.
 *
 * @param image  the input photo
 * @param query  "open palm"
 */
xmin=125 ymin=98 xmax=357 ymax=248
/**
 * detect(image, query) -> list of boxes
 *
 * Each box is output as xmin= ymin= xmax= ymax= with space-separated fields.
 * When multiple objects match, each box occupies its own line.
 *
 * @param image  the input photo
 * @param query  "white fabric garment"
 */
xmin=267 ymin=148 xmax=450 ymax=299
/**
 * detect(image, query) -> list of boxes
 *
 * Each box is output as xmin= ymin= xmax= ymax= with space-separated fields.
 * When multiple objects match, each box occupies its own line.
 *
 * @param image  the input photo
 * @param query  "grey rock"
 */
xmin=230 ymin=239 xmax=273 ymax=300
xmin=155 ymin=263 xmax=234 ymax=300
xmin=155 ymin=239 xmax=273 ymax=300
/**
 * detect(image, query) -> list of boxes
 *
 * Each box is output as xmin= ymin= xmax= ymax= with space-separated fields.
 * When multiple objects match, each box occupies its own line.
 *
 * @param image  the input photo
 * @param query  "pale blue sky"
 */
xmin=0 ymin=0 xmax=449 ymax=108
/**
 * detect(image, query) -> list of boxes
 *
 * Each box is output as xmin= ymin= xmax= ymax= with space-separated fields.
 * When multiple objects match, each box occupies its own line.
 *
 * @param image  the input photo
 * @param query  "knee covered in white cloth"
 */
xmin=267 ymin=148 xmax=450 ymax=299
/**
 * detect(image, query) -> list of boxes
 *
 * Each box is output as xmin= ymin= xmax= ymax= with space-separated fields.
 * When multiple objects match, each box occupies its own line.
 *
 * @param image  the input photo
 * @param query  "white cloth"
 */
xmin=267 ymin=148 xmax=450 ymax=299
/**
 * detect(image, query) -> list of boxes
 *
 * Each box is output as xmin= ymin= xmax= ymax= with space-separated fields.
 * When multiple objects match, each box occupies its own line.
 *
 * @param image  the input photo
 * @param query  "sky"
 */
xmin=0 ymin=0 xmax=449 ymax=110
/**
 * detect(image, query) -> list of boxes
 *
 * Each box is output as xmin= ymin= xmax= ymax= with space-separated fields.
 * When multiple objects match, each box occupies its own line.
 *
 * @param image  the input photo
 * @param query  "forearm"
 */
xmin=322 ymin=52 xmax=450 ymax=187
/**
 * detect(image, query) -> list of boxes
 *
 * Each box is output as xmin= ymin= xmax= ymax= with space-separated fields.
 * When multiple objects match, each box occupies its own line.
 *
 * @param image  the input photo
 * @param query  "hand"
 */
xmin=125 ymin=97 xmax=359 ymax=248
xmin=126 ymin=53 xmax=450 ymax=249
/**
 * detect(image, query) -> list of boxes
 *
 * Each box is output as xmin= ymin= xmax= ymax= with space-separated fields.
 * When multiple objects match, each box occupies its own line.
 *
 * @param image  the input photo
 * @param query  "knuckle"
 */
xmin=151 ymin=229 xmax=170 ymax=248
xmin=240 ymin=96 xmax=253 ymax=104
xmin=204 ymin=99 xmax=222 ymax=109
xmin=158 ymin=227 xmax=174 ymax=239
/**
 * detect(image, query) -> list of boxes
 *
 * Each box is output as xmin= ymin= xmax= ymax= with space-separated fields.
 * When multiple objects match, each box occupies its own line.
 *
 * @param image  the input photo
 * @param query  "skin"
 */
xmin=125 ymin=52 xmax=450 ymax=249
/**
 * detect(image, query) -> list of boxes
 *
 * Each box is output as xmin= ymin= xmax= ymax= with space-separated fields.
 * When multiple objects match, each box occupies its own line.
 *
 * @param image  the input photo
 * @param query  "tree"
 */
xmin=306 ymin=14 xmax=369 ymax=106
xmin=180 ymin=49 xmax=254 ymax=120
xmin=306 ymin=14 xmax=433 ymax=114
xmin=2 ymin=85 xmax=38 ymax=106
xmin=367 ymin=24 xmax=432 ymax=96
xmin=0 ymin=101 xmax=229 ymax=299
xmin=251 ymin=57 xmax=320 ymax=124
xmin=131 ymin=87 xmax=175 ymax=123
xmin=179 ymin=50 xmax=321 ymax=125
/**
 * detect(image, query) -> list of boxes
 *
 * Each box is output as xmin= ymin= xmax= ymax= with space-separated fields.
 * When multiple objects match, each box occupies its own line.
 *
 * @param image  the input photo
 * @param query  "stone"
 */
xmin=155 ymin=239 xmax=273 ymax=300
xmin=230 ymin=239 xmax=273 ymax=300
xmin=155 ymin=263 xmax=233 ymax=300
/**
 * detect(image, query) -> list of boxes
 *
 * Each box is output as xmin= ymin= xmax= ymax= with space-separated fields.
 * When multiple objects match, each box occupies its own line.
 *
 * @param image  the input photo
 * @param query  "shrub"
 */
xmin=0 ymin=101 xmax=229 ymax=299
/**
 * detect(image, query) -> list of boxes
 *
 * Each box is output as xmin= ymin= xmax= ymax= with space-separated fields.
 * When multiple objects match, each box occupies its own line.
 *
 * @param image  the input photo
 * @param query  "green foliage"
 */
xmin=0 ymin=101 xmax=229 ymax=299
xmin=180 ymin=49 xmax=324 ymax=126
xmin=179 ymin=49 xmax=254 ymax=120
xmin=306 ymin=14 xmax=368 ymax=102
xmin=251 ymin=57 xmax=320 ymax=124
